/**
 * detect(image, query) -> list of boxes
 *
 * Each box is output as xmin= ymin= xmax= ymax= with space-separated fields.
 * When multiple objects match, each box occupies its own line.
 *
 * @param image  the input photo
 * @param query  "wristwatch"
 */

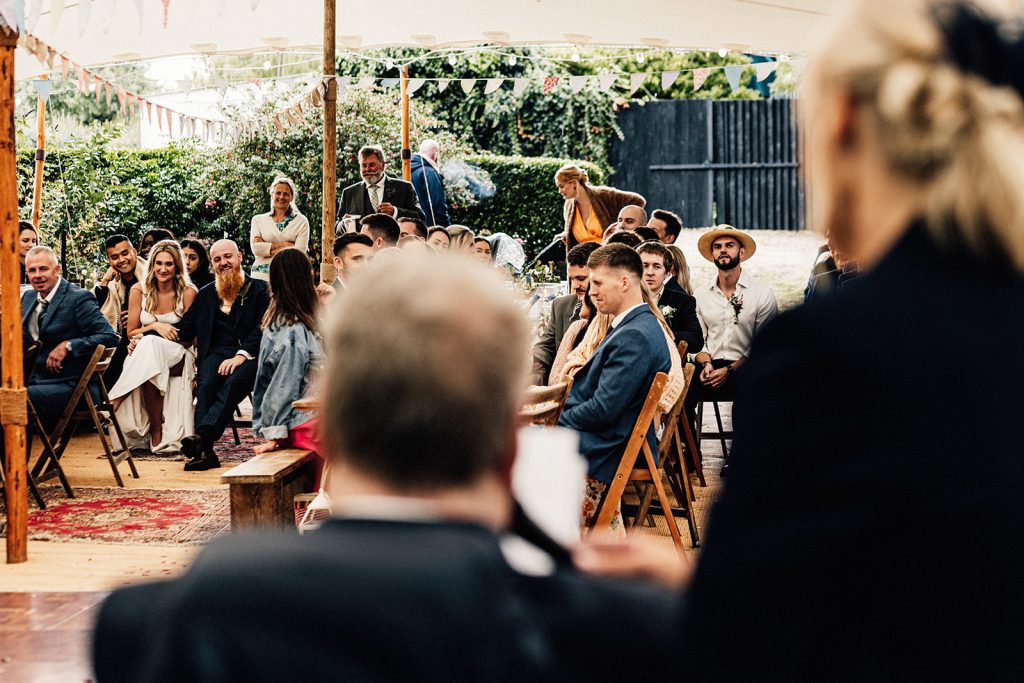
xmin=726 ymin=364 xmax=735 ymax=375
xmin=65 ymin=341 xmax=73 ymax=354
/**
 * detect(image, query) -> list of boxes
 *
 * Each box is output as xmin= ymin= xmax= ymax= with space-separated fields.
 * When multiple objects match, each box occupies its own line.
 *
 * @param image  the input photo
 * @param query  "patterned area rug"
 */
xmin=11 ymin=487 xmax=230 ymax=545
xmin=130 ymin=427 xmax=260 ymax=464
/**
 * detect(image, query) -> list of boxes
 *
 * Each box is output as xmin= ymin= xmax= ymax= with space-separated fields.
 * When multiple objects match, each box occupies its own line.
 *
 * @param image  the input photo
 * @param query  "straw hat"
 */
xmin=697 ymin=225 xmax=757 ymax=263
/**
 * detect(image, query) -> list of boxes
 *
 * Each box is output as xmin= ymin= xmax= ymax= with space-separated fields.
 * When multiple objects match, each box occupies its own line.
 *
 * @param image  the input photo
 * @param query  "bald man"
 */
xmin=617 ymin=205 xmax=648 ymax=231
xmin=175 ymin=240 xmax=270 ymax=471
xmin=410 ymin=139 xmax=450 ymax=226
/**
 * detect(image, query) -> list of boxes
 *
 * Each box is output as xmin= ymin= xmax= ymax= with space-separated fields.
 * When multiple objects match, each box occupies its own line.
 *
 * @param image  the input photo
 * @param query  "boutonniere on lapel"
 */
xmin=237 ymin=280 xmax=253 ymax=309
xmin=659 ymin=305 xmax=676 ymax=325
xmin=728 ymin=293 xmax=744 ymax=324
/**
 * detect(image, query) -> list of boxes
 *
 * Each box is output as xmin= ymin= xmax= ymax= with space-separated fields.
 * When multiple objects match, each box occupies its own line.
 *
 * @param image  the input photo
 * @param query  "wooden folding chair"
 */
xmin=0 ymin=343 xmax=48 ymax=508
xmin=80 ymin=346 xmax=139 ymax=487
xmin=588 ymin=372 xmax=686 ymax=551
xmin=519 ymin=379 xmax=573 ymax=427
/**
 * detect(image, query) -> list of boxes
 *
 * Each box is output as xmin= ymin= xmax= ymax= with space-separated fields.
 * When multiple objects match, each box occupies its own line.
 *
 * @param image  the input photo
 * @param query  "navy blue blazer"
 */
xmin=682 ymin=223 xmax=1024 ymax=680
xmin=175 ymin=277 xmax=269 ymax=364
xmin=558 ymin=306 xmax=671 ymax=483
xmin=21 ymin=279 xmax=118 ymax=383
xmin=409 ymin=154 xmax=450 ymax=227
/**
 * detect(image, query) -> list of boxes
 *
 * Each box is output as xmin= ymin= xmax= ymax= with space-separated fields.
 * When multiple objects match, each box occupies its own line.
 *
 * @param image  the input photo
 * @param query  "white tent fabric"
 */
xmin=13 ymin=0 xmax=850 ymax=78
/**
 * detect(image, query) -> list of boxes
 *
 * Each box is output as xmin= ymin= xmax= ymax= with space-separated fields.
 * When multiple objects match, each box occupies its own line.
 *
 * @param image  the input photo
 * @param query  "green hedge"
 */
xmin=451 ymin=155 xmax=605 ymax=257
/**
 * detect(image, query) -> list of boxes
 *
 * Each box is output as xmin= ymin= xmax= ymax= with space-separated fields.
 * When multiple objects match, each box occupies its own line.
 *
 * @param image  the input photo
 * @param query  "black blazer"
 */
xmin=337 ymin=175 xmax=426 ymax=229
xmin=682 ymin=223 xmax=1024 ymax=680
xmin=175 ymin=277 xmax=269 ymax=364
xmin=531 ymin=293 xmax=579 ymax=381
xmin=657 ymin=287 xmax=703 ymax=354
xmin=93 ymin=518 xmax=681 ymax=682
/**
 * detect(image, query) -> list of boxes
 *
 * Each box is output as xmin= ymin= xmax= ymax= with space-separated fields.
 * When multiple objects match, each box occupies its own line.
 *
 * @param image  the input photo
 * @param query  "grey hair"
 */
xmin=25 ymin=245 xmax=58 ymax=265
xmin=268 ymin=174 xmax=300 ymax=215
xmin=322 ymin=252 xmax=529 ymax=488
xmin=358 ymin=145 xmax=386 ymax=163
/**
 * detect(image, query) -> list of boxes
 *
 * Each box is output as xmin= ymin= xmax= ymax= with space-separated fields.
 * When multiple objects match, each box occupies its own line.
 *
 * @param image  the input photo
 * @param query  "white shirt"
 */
xmin=28 ymin=279 xmax=62 ymax=341
xmin=695 ymin=268 xmax=778 ymax=361
xmin=364 ymin=177 xmax=399 ymax=218
xmin=611 ymin=302 xmax=647 ymax=329
xmin=249 ymin=210 xmax=310 ymax=281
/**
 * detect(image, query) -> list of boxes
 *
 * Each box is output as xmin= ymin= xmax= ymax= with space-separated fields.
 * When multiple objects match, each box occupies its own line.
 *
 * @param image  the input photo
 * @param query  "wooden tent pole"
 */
xmin=1 ymin=20 xmax=29 ymax=564
xmin=321 ymin=0 xmax=337 ymax=284
xmin=401 ymin=66 xmax=411 ymax=181
xmin=31 ymin=75 xmax=47 ymax=227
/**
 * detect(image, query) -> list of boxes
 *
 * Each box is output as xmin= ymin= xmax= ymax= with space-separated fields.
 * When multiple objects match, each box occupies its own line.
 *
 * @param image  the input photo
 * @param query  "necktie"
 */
xmin=30 ymin=298 xmax=49 ymax=341
xmin=369 ymin=184 xmax=381 ymax=211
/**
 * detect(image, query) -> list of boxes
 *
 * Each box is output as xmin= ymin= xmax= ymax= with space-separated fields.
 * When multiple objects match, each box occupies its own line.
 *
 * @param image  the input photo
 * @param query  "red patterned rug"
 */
xmin=8 ymin=487 xmax=231 ymax=545
xmin=130 ymin=428 xmax=259 ymax=464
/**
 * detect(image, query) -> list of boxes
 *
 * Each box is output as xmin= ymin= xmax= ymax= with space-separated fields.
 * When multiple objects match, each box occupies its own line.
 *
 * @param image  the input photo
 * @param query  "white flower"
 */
xmin=660 ymin=305 xmax=676 ymax=318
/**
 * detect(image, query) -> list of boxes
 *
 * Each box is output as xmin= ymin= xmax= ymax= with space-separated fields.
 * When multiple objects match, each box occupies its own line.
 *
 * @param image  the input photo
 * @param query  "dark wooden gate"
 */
xmin=610 ymin=99 xmax=804 ymax=230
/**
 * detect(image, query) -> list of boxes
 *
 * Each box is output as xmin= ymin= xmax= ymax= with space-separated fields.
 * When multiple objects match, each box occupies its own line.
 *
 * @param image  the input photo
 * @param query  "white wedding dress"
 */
xmin=108 ymin=310 xmax=196 ymax=454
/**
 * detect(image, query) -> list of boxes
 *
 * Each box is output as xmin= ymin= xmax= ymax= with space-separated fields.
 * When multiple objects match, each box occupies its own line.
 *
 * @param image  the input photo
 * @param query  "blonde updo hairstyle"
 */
xmin=807 ymin=0 xmax=1024 ymax=269
xmin=554 ymin=164 xmax=589 ymax=187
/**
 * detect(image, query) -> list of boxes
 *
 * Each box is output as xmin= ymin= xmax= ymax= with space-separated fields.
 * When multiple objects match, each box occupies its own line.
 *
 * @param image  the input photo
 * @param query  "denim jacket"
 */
xmin=252 ymin=323 xmax=324 ymax=440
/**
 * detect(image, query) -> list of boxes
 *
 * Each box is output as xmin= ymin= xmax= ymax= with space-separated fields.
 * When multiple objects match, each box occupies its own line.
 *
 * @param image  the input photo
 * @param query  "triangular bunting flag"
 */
xmin=78 ymin=0 xmax=91 ymax=35
xmin=272 ymin=115 xmax=284 ymax=135
xmin=512 ymin=79 xmax=528 ymax=97
xmin=407 ymin=78 xmax=426 ymax=95
xmin=76 ymin=67 xmax=87 ymax=93
xmin=11 ymin=0 xmax=26 ymax=31
xmin=460 ymin=79 xmax=477 ymax=94
xmin=629 ymin=72 xmax=647 ymax=95
xmin=692 ymin=67 xmax=712 ymax=91
xmin=146 ymin=100 xmax=152 ymax=123
xmin=285 ymin=108 xmax=299 ymax=125
xmin=335 ymin=76 xmax=348 ymax=98
xmin=356 ymin=76 xmax=375 ymax=89
xmin=31 ymin=78 xmax=52 ymax=103
xmin=437 ymin=78 xmax=451 ymax=93
xmin=310 ymin=85 xmax=323 ymax=107
xmin=105 ymin=81 xmax=112 ymax=106
xmin=50 ymin=0 xmax=65 ymax=31
xmin=543 ymin=76 xmax=560 ymax=94
xmin=164 ymin=106 xmax=172 ymax=133
xmin=661 ymin=70 xmax=680 ymax=91
xmin=94 ymin=74 xmax=103 ymax=102
xmin=116 ymin=87 xmax=126 ymax=112
xmin=380 ymin=77 xmax=400 ymax=88
xmin=569 ymin=75 xmax=588 ymax=94
xmin=756 ymin=62 xmax=777 ymax=82
xmin=0 ymin=1 xmax=16 ymax=29
xmin=60 ymin=55 xmax=70 ymax=80
xmin=46 ymin=47 xmax=56 ymax=70
xmin=484 ymin=78 xmax=504 ymax=95
xmin=161 ymin=0 xmax=170 ymax=28
xmin=598 ymin=74 xmax=617 ymax=92
xmin=724 ymin=65 xmax=743 ymax=92
xmin=156 ymin=106 xmax=164 ymax=132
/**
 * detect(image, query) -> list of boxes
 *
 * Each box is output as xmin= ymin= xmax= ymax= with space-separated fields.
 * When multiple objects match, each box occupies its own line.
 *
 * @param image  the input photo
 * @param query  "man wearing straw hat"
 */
xmin=690 ymin=226 xmax=778 ymax=439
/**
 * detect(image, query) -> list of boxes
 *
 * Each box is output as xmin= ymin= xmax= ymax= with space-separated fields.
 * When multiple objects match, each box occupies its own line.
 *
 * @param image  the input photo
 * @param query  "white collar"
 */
xmin=611 ymin=302 xmax=647 ymax=329
xmin=38 ymin=279 xmax=62 ymax=304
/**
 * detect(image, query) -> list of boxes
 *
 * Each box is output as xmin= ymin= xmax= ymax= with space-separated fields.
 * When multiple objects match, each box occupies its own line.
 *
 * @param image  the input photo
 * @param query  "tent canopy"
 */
xmin=14 ymin=0 xmax=849 ymax=78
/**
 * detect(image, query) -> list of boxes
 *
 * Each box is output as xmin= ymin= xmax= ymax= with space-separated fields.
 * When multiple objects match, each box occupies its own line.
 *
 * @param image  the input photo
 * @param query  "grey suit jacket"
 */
xmin=531 ymin=293 xmax=579 ymax=383
xmin=337 ymin=176 xmax=425 ymax=234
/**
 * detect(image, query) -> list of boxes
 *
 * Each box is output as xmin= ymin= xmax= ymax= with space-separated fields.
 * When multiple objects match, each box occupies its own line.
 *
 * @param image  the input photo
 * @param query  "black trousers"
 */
xmin=685 ymin=359 xmax=738 ymax=409
xmin=195 ymin=351 xmax=258 ymax=450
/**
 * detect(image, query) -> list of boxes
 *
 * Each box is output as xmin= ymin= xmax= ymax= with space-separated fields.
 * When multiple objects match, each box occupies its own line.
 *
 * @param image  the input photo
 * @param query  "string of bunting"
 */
xmin=16 ymin=30 xmax=232 ymax=143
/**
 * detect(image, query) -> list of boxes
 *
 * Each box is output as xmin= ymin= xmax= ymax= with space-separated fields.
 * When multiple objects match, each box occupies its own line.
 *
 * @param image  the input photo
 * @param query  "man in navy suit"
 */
xmin=21 ymin=246 xmax=118 ymax=422
xmin=175 ymin=239 xmax=269 ymax=471
xmin=558 ymin=244 xmax=671 ymax=522
xmin=336 ymin=145 xmax=425 ymax=236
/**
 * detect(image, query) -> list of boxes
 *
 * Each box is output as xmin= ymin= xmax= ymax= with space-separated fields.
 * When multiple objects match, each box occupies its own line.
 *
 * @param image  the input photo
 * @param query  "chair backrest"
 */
xmin=23 ymin=342 xmax=42 ymax=384
xmin=676 ymin=340 xmax=689 ymax=359
xmin=658 ymin=364 xmax=695 ymax=461
xmin=93 ymin=346 xmax=117 ymax=375
xmin=520 ymin=381 xmax=572 ymax=427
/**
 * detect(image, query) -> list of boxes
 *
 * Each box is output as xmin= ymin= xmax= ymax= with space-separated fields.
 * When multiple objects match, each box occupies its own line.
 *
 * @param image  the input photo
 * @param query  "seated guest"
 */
xmin=633 ymin=226 xmax=660 ymax=243
xmin=605 ymin=231 xmax=642 ymax=248
xmin=250 ymin=175 xmax=310 ymax=282
xmin=556 ymin=163 xmax=645 ymax=248
xmin=315 ymin=232 xmax=374 ymax=301
xmin=617 ymin=205 xmax=648 ymax=231
xmin=664 ymin=245 xmax=692 ymax=294
xmin=337 ymin=144 xmax=426 ymax=230
xmin=558 ymin=245 xmax=671 ymax=529
xmin=447 ymin=224 xmax=476 ymax=253
xmin=472 ymin=236 xmax=493 ymax=264
xmin=398 ymin=235 xmax=429 ymax=252
xmin=358 ymin=213 xmax=401 ymax=252
xmin=180 ymin=239 xmax=214 ymax=290
xmin=18 ymin=221 xmax=38 ymax=284
xmin=92 ymin=252 xmax=680 ymax=683
xmin=138 ymin=227 xmax=174 ymax=261
xmin=398 ymin=216 xmax=428 ymax=241
xmin=109 ymin=241 xmax=198 ymax=453
xmin=175 ymin=240 xmax=270 ymax=471
xmin=93 ymin=234 xmax=147 ymax=386
xmin=637 ymin=241 xmax=703 ymax=352
xmin=531 ymin=242 xmax=599 ymax=384
xmin=252 ymin=249 xmax=324 ymax=460
xmin=22 ymin=246 xmax=118 ymax=424
xmin=548 ymin=290 xmax=595 ymax=385
xmin=648 ymin=208 xmax=683 ymax=245
xmin=426 ymin=226 xmax=451 ymax=250
xmin=804 ymin=234 xmax=860 ymax=302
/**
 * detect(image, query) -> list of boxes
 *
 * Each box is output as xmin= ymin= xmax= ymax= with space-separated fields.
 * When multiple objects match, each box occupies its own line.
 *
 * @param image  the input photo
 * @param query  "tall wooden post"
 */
xmin=31 ymin=74 xmax=47 ymax=227
xmin=1 ymin=19 xmax=29 ymax=564
xmin=321 ymin=0 xmax=337 ymax=284
xmin=401 ymin=66 xmax=411 ymax=181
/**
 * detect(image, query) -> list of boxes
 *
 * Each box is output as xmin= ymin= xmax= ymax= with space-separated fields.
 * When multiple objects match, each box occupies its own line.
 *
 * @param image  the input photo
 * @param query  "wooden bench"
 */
xmin=221 ymin=449 xmax=317 ymax=529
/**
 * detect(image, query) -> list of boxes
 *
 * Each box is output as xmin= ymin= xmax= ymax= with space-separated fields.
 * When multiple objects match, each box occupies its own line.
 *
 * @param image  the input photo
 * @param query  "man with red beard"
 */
xmin=176 ymin=240 xmax=270 ymax=470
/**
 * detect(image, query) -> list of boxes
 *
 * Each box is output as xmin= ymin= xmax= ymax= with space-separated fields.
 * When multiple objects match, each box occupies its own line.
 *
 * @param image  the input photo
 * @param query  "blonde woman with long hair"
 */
xmin=109 ymin=240 xmax=198 ymax=453
xmin=554 ymin=164 xmax=645 ymax=247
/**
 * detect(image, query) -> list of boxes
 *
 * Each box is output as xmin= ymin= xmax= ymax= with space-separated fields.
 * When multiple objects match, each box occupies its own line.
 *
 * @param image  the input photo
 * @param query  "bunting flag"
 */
xmin=569 ymin=75 xmax=588 ymax=94
xmin=272 ymin=115 xmax=284 ymax=134
xmin=156 ymin=105 xmax=164 ymax=132
xmin=335 ymin=76 xmax=348 ymax=98
xmin=692 ymin=67 xmax=712 ymax=91
xmin=483 ymin=78 xmax=503 ymax=94
xmin=355 ymin=76 xmax=375 ymax=89
xmin=437 ymin=78 xmax=450 ymax=93
xmin=146 ymin=99 xmax=152 ymax=123
xmin=164 ymin=106 xmax=172 ymax=133
xmin=724 ymin=65 xmax=744 ymax=92
xmin=93 ymin=73 xmax=102 ymax=101
xmin=380 ymin=77 xmax=399 ymax=88
xmin=77 ymin=0 xmax=90 ymax=35
xmin=161 ymin=0 xmax=170 ymax=28
xmin=512 ymin=78 xmax=528 ymax=97
xmin=116 ymin=86 xmax=126 ymax=111
xmin=30 ymin=78 xmax=52 ymax=103
xmin=756 ymin=62 xmax=777 ymax=82
xmin=105 ymin=80 xmax=112 ymax=106
xmin=460 ymin=78 xmax=476 ymax=94
xmin=310 ymin=85 xmax=323 ymax=107
xmin=598 ymin=73 xmax=617 ymax=92
xmin=542 ymin=76 xmax=560 ymax=94
xmin=661 ymin=70 xmax=680 ymax=91
xmin=60 ymin=54 xmax=70 ymax=80
xmin=407 ymin=77 xmax=426 ymax=95
xmin=629 ymin=72 xmax=647 ymax=95
xmin=285 ymin=108 xmax=298 ymax=125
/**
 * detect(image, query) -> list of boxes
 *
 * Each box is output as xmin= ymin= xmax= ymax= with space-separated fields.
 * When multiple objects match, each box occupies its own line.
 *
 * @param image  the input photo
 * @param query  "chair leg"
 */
xmin=680 ymin=410 xmax=706 ymax=487
xmin=84 ymin=394 xmax=124 ymax=488
xmin=29 ymin=413 xmax=74 ymax=499
xmin=673 ymin=430 xmax=701 ymax=547
xmin=640 ymin=441 xmax=683 ymax=551
xmin=97 ymin=382 xmax=139 ymax=480
xmin=712 ymin=401 xmax=729 ymax=462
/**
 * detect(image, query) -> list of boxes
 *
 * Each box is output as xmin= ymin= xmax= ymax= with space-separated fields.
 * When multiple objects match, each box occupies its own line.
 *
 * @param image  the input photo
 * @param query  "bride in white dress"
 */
xmin=109 ymin=240 xmax=198 ymax=453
